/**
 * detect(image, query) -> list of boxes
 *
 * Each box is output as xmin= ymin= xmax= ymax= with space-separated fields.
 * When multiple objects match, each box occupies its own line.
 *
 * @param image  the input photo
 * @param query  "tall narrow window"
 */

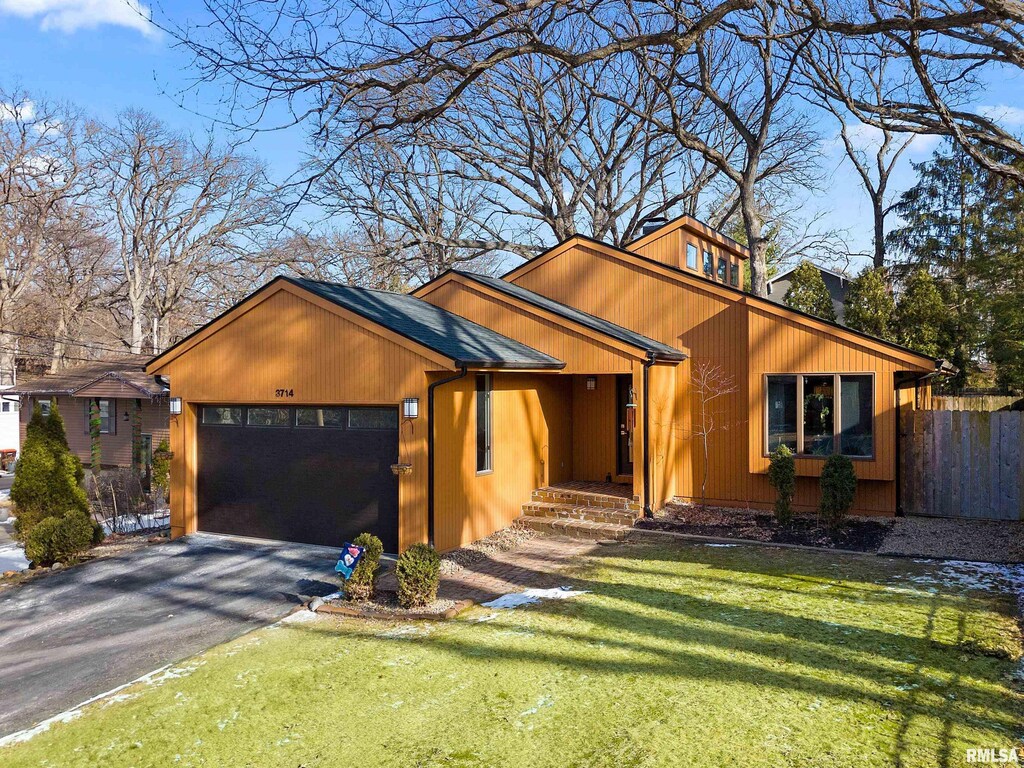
xmin=730 ymin=263 xmax=740 ymax=287
xmin=703 ymin=249 xmax=714 ymax=275
xmin=840 ymin=375 xmax=873 ymax=456
xmin=686 ymin=242 xmax=698 ymax=270
xmin=802 ymin=375 xmax=835 ymax=456
xmin=476 ymin=373 xmax=492 ymax=473
xmin=767 ymin=376 xmax=798 ymax=452
xmin=717 ymin=257 xmax=728 ymax=282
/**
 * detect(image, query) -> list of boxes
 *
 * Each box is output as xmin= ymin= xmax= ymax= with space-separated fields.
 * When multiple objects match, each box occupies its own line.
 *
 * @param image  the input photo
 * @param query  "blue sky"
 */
xmin=2 ymin=0 xmax=1023 ymax=268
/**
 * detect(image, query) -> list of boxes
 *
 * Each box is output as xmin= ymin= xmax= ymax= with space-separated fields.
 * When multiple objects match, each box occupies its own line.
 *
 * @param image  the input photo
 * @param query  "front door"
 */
xmin=616 ymin=374 xmax=634 ymax=476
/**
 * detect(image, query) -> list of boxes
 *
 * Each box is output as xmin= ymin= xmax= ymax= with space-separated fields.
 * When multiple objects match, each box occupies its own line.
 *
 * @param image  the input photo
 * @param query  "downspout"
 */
xmin=427 ymin=365 xmax=468 ymax=547
xmin=642 ymin=352 xmax=655 ymax=519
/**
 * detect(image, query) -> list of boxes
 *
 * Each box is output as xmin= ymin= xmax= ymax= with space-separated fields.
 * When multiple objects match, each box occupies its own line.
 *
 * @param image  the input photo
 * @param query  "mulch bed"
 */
xmin=312 ymin=590 xmax=473 ymax=621
xmin=636 ymin=503 xmax=892 ymax=553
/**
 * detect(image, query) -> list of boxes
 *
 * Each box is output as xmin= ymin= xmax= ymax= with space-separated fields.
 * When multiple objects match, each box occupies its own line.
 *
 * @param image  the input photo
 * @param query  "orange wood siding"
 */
xmin=419 ymin=279 xmax=637 ymax=373
xmin=151 ymin=287 xmax=443 ymax=550
xmin=509 ymin=240 xmax=931 ymax=515
xmin=19 ymin=395 xmax=169 ymax=469
xmin=570 ymin=374 xmax=617 ymax=482
xmin=432 ymin=372 xmax=571 ymax=551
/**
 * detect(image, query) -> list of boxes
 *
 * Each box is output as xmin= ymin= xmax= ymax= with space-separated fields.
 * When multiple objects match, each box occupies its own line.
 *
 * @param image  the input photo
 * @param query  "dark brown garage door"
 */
xmin=197 ymin=405 xmax=400 ymax=551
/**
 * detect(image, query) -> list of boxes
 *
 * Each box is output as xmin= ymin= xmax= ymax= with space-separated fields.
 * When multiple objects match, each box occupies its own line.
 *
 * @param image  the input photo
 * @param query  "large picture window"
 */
xmin=476 ymin=373 xmax=492 ymax=473
xmin=765 ymin=374 xmax=874 ymax=458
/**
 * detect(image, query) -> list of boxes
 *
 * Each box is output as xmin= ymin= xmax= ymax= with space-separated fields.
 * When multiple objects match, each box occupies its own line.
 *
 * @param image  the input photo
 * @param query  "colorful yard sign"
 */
xmin=335 ymin=543 xmax=364 ymax=580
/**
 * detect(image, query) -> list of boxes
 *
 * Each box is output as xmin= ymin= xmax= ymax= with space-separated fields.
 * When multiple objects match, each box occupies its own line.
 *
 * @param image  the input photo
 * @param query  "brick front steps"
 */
xmin=516 ymin=484 xmax=641 ymax=541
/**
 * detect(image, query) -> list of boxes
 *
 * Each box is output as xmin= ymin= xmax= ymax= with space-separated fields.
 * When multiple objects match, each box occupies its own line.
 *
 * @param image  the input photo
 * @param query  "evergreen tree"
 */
xmin=11 ymin=401 xmax=90 ymax=539
xmin=895 ymin=269 xmax=946 ymax=358
xmin=844 ymin=267 xmax=895 ymax=340
xmin=887 ymin=145 xmax=988 ymax=392
xmin=782 ymin=261 xmax=837 ymax=321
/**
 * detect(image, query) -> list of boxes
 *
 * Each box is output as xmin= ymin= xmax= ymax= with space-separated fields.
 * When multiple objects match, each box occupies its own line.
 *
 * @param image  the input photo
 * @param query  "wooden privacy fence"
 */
xmin=900 ymin=409 xmax=1024 ymax=520
xmin=930 ymin=395 xmax=1023 ymax=411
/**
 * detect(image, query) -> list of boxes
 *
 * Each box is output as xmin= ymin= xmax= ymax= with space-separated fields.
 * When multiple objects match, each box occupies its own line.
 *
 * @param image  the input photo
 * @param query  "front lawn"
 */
xmin=4 ymin=542 xmax=1022 ymax=767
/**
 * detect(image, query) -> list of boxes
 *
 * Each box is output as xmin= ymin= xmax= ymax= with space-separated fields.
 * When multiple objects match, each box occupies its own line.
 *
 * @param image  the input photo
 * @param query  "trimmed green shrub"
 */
xmin=24 ymin=509 xmax=101 ymax=567
xmin=12 ymin=403 xmax=90 ymax=540
xmin=820 ymin=454 xmax=857 ymax=528
xmin=346 ymin=532 xmax=383 ymax=601
xmin=767 ymin=445 xmax=796 ymax=525
xmin=395 ymin=543 xmax=441 ymax=608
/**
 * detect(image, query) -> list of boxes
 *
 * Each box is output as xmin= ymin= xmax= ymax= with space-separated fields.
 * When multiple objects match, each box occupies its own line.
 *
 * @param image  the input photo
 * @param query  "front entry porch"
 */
xmin=516 ymin=480 xmax=642 ymax=540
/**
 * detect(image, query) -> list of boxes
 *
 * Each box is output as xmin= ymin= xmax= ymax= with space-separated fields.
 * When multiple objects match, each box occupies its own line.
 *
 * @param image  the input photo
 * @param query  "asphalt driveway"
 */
xmin=0 ymin=534 xmax=339 ymax=737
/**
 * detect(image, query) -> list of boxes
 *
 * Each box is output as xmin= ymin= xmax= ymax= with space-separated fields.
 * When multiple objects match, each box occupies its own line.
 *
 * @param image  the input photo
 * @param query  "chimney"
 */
xmin=641 ymin=217 xmax=668 ymax=236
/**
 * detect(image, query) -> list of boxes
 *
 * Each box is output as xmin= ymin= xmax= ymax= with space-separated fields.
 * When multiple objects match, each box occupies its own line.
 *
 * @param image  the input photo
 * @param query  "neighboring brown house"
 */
xmin=147 ymin=215 xmax=945 ymax=553
xmin=10 ymin=355 xmax=170 ymax=473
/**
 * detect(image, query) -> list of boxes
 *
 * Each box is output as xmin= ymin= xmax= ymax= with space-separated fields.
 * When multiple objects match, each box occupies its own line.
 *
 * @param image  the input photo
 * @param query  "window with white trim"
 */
xmin=84 ymin=398 xmax=116 ymax=434
xmin=766 ymin=374 xmax=874 ymax=458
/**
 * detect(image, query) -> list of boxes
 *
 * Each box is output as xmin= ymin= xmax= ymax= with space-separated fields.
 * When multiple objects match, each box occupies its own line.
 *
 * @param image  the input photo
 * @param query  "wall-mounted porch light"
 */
xmin=403 ymin=397 xmax=420 ymax=419
xmin=586 ymin=376 xmax=597 ymax=391
xmin=168 ymin=397 xmax=182 ymax=416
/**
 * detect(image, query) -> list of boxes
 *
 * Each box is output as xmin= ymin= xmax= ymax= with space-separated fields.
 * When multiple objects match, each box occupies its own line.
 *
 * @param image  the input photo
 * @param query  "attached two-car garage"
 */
xmin=196 ymin=404 xmax=400 ymax=551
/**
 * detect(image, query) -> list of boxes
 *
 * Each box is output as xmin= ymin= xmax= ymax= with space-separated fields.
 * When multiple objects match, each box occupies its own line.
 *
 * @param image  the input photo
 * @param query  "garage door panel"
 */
xmin=197 ymin=406 xmax=399 ymax=551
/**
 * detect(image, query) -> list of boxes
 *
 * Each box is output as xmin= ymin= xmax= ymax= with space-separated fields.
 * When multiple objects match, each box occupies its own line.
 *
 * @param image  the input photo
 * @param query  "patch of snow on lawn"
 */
xmin=482 ymin=585 xmax=590 ymax=610
xmin=903 ymin=561 xmax=1024 ymax=599
xmin=0 ymin=542 xmax=28 ymax=572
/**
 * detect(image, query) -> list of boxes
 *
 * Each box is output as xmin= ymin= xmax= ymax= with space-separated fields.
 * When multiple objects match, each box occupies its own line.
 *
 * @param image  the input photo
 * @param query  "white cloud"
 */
xmin=978 ymin=104 xmax=1024 ymax=128
xmin=0 ymin=0 xmax=157 ymax=38
xmin=0 ymin=99 xmax=35 ymax=122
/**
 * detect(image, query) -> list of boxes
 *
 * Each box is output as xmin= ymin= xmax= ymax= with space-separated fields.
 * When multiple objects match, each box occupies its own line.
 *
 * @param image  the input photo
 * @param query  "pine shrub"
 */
xmin=395 ymin=543 xmax=441 ymax=608
xmin=820 ymin=454 xmax=857 ymax=528
xmin=24 ymin=509 xmax=101 ymax=567
xmin=345 ymin=532 xmax=383 ymax=601
xmin=767 ymin=445 xmax=796 ymax=525
xmin=12 ymin=402 xmax=90 ymax=540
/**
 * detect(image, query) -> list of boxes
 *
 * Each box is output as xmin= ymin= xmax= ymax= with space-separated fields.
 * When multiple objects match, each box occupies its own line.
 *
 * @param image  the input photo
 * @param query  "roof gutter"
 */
xmin=427 ymin=365 xmax=469 ymax=548
xmin=642 ymin=352 xmax=655 ymax=518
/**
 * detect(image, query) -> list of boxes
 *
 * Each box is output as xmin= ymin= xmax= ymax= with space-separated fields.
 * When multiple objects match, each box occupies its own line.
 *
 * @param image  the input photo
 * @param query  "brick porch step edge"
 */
xmin=521 ymin=502 xmax=639 ymax=526
xmin=516 ymin=515 xmax=631 ymax=541
xmin=531 ymin=489 xmax=642 ymax=512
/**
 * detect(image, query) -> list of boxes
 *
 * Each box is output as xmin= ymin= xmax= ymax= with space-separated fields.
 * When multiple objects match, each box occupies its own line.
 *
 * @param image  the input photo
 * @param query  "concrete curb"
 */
xmin=624 ymin=526 xmax=876 ymax=557
xmin=308 ymin=598 xmax=475 ymax=621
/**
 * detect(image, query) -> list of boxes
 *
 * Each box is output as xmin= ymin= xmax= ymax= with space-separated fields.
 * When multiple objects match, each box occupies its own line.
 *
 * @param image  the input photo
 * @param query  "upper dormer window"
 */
xmin=717 ymin=257 xmax=728 ymax=282
xmin=686 ymin=243 xmax=698 ymax=270
xmin=703 ymin=249 xmax=713 ymax=275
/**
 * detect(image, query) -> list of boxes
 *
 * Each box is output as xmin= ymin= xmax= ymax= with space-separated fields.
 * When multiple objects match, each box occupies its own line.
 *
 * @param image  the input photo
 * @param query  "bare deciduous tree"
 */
xmin=94 ymin=110 xmax=283 ymax=352
xmin=0 ymin=90 xmax=95 ymax=380
xmin=689 ymin=360 xmax=738 ymax=504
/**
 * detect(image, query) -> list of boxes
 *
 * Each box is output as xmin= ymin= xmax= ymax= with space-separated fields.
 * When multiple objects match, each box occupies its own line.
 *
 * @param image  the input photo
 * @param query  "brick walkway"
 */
xmin=379 ymin=536 xmax=599 ymax=603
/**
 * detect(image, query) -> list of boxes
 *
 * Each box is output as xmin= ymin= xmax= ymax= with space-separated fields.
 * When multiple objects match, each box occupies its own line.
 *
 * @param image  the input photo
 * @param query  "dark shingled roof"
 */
xmin=288 ymin=277 xmax=565 ymax=369
xmin=9 ymin=355 xmax=167 ymax=397
xmin=452 ymin=270 xmax=687 ymax=361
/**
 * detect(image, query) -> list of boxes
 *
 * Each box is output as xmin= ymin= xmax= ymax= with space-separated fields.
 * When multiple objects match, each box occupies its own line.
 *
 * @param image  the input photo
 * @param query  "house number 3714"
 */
xmin=275 ymin=389 xmax=294 ymax=398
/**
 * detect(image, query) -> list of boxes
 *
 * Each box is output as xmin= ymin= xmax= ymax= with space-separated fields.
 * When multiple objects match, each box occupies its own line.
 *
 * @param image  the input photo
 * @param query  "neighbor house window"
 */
xmin=202 ymin=406 xmax=242 ymax=425
xmin=1 ymin=402 xmax=9 ymax=413
xmin=717 ymin=257 xmax=728 ymax=282
xmin=703 ymin=249 xmax=714 ymax=275
xmin=247 ymin=407 xmax=290 ymax=427
xmin=83 ymin=398 xmax=116 ymax=434
xmin=38 ymin=398 xmax=51 ymax=417
xmin=765 ymin=374 xmax=874 ymax=458
xmin=476 ymin=373 xmax=492 ymax=473
xmin=730 ymin=263 xmax=740 ymax=287
xmin=686 ymin=242 xmax=698 ymax=270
